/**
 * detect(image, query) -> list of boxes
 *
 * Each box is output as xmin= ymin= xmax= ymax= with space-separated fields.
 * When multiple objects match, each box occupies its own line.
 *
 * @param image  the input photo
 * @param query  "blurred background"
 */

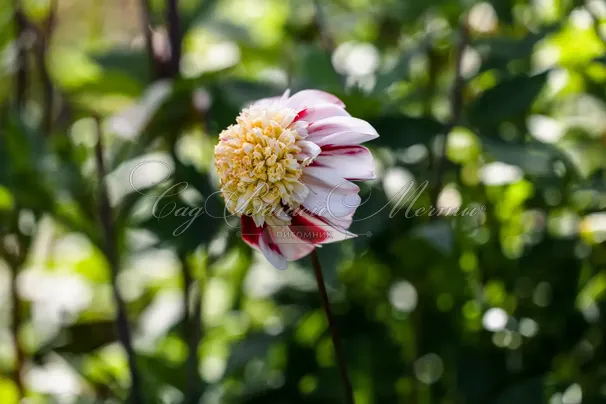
xmin=1 ymin=0 xmax=606 ymax=403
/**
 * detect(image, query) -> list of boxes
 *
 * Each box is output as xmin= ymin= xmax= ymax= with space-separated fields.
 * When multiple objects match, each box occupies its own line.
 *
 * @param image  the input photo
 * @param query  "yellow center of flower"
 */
xmin=214 ymin=105 xmax=309 ymax=218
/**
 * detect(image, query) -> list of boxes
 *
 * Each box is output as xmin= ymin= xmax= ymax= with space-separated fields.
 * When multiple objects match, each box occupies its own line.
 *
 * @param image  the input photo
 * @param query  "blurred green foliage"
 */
xmin=1 ymin=0 xmax=606 ymax=403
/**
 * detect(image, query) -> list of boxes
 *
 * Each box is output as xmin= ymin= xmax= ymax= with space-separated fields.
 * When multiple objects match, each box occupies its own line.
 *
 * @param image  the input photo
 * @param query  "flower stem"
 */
xmin=310 ymin=250 xmax=355 ymax=404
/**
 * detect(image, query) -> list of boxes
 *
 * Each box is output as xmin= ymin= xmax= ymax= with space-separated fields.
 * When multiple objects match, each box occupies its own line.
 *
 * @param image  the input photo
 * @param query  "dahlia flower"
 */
xmin=214 ymin=89 xmax=378 ymax=269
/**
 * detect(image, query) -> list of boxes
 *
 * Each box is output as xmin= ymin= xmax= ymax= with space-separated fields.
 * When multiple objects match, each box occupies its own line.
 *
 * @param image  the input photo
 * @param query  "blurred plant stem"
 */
xmin=139 ymin=0 xmax=182 ymax=79
xmin=140 ymin=0 xmax=157 ymax=80
xmin=93 ymin=117 xmax=144 ymax=404
xmin=37 ymin=0 xmax=58 ymax=136
xmin=9 ymin=262 xmax=25 ymax=396
xmin=424 ymin=46 xmax=439 ymax=116
xmin=430 ymin=20 xmax=469 ymax=208
xmin=4 ymin=1 xmax=58 ymax=393
xmin=0 ymin=233 xmax=26 ymax=397
xmin=12 ymin=0 xmax=27 ymax=112
xmin=9 ymin=0 xmax=28 ymax=395
xmin=166 ymin=0 xmax=182 ymax=78
xmin=11 ymin=0 xmax=57 ymax=134
xmin=181 ymin=253 xmax=203 ymax=403
xmin=310 ymin=250 xmax=355 ymax=404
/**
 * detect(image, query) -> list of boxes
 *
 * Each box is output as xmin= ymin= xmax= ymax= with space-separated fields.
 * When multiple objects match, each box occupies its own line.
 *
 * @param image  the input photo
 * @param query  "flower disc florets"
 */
xmin=214 ymin=105 xmax=310 ymax=220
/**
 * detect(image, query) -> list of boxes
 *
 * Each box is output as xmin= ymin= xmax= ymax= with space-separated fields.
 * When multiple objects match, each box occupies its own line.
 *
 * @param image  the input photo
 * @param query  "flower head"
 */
xmin=214 ymin=89 xmax=378 ymax=269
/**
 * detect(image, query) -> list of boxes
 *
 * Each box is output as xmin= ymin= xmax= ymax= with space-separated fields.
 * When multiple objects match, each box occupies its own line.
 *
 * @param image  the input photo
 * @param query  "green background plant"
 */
xmin=0 ymin=0 xmax=605 ymax=403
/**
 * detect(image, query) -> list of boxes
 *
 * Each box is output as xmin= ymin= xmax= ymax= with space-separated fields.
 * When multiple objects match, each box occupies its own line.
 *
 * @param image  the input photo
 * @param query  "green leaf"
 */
xmin=181 ymin=0 xmax=221 ymax=32
xmin=291 ymin=44 xmax=344 ymax=93
xmin=0 ymin=115 xmax=100 ymax=244
xmin=136 ymin=163 xmax=222 ymax=255
xmin=0 ymin=113 xmax=55 ymax=212
xmin=107 ymin=80 xmax=192 ymax=170
xmin=473 ymin=24 xmax=561 ymax=74
xmin=468 ymin=72 xmax=549 ymax=128
xmin=108 ymin=70 xmax=231 ymax=168
xmin=205 ymin=20 xmax=255 ymax=45
xmin=33 ymin=320 xmax=117 ymax=360
xmin=52 ymin=134 xmax=99 ymax=224
xmin=91 ymin=49 xmax=151 ymax=84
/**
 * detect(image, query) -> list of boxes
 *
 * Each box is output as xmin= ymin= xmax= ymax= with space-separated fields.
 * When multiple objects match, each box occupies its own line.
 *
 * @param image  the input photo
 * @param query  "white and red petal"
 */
xmin=259 ymin=230 xmax=288 ymax=270
xmin=241 ymin=215 xmax=263 ymax=249
xmin=265 ymin=224 xmax=316 ymax=261
xmin=313 ymin=131 xmax=378 ymax=148
xmin=301 ymin=166 xmax=361 ymax=219
xmin=296 ymin=140 xmax=322 ymax=164
xmin=323 ymin=208 xmax=355 ymax=230
xmin=231 ymin=89 xmax=379 ymax=270
xmin=295 ymin=103 xmax=350 ymax=123
xmin=313 ymin=145 xmax=375 ymax=180
xmin=289 ymin=210 xmax=355 ymax=244
xmin=287 ymin=90 xmax=345 ymax=110
xmin=298 ymin=201 xmax=355 ymax=231
xmin=307 ymin=116 xmax=378 ymax=146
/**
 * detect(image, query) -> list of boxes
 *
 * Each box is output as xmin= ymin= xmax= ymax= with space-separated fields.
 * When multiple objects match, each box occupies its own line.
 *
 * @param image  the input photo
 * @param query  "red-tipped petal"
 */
xmin=240 ymin=215 xmax=262 ymax=248
xmin=290 ymin=210 xmax=356 ymax=244
xmin=295 ymin=103 xmax=350 ymax=123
